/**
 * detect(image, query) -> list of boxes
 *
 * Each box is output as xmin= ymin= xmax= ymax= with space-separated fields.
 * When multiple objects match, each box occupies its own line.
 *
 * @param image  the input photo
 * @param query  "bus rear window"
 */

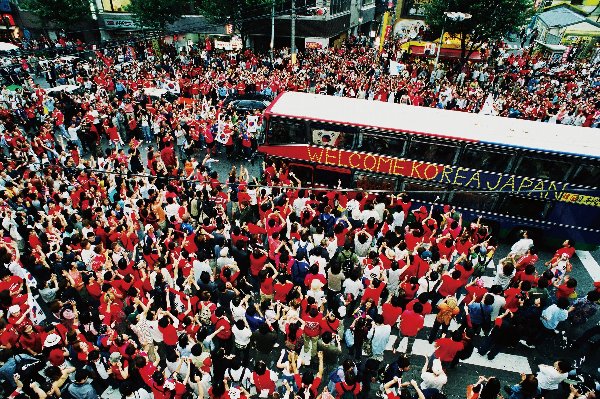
xmin=514 ymin=156 xmax=570 ymax=182
xmin=460 ymin=146 xmax=511 ymax=173
xmin=497 ymin=195 xmax=547 ymax=219
xmin=268 ymin=119 xmax=307 ymax=145
xmin=408 ymin=140 xmax=457 ymax=165
xmin=570 ymin=164 xmax=600 ymax=187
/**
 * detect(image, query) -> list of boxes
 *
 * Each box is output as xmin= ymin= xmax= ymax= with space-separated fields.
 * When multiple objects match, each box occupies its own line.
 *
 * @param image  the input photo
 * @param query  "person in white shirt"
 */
xmin=420 ymin=355 xmax=447 ymax=391
xmin=232 ymin=319 xmax=253 ymax=366
xmin=509 ymin=230 xmax=534 ymax=257
xmin=343 ymin=271 xmax=364 ymax=300
xmin=225 ymin=357 xmax=253 ymax=390
xmin=536 ymin=361 xmax=569 ymax=391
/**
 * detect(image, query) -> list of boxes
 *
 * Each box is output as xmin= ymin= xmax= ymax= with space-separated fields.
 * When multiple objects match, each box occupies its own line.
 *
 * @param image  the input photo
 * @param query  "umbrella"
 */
xmin=6 ymin=85 xmax=22 ymax=91
xmin=0 ymin=42 xmax=19 ymax=52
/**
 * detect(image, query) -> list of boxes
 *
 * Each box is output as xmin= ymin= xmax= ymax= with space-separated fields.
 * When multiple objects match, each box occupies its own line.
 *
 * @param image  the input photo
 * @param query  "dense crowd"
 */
xmin=0 ymin=33 xmax=599 ymax=399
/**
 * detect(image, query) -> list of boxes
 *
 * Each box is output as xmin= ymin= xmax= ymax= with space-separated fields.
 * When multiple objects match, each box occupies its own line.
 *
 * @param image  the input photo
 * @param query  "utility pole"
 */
xmin=270 ymin=0 xmax=275 ymax=63
xmin=291 ymin=0 xmax=296 ymax=64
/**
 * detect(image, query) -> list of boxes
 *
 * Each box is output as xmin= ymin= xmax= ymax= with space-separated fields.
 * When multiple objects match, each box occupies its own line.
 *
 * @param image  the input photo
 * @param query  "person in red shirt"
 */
xmin=399 ymin=302 xmax=425 ymax=337
xmin=381 ymin=296 xmax=403 ymax=326
xmin=464 ymin=278 xmax=488 ymax=303
xmin=555 ymin=276 xmax=577 ymax=300
xmin=406 ymin=293 xmax=432 ymax=315
xmin=291 ymin=351 xmax=324 ymax=397
xmin=320 ymin=311 xmax=341 ymax=336
xmin=335 ymin=371 xmax=362 ymax=399
xmin=362 ymin=279 xmax=386 ymax=306
xmin=301 ymin=306 xmax=323 ymax=358
xmin=438 ymin=270 xmax=464 ymax=298
xmin=158 ymin=313 xmax=179 ymax=349
xmin=434 ymin=330 xmax=465 ymax=365
xmin=214 ymin=308 xmax=232 ymax=351
xmin=274 ymin=275 xmax=294 ymax=303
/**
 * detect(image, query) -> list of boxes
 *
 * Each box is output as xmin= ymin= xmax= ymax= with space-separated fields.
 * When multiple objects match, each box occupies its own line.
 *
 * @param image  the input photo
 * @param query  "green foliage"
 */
xmin=125 ymin=0 xmax=184 ymax=31
xmin=424 ymin=0 xmax=534 ymax=60
xmin=21 ymin=0 xmax=92 ymax=30
xmin=198 ymin=0 xmax=276 ymax=33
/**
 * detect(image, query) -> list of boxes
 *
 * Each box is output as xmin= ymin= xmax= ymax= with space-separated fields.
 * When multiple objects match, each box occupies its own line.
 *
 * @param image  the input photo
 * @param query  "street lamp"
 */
xmin=430 ymin=11 xmax=472 ymax=84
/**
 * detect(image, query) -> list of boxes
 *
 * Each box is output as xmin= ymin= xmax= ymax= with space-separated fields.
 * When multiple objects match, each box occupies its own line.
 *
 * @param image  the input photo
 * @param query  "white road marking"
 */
xmin=576 ymin=250 xmax=600 ymax=281
xmin=410 ymin=339 xmax=532 ymax=374
xmin=424 ymin=313 xmax=460 ymax=330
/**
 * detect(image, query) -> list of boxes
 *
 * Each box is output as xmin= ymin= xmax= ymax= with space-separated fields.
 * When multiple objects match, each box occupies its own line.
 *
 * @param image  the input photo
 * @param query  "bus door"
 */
xmin=288 ymin=163 xmax=314 ymax=188
xmin=314 ymin=165 xmax=352 ymax=188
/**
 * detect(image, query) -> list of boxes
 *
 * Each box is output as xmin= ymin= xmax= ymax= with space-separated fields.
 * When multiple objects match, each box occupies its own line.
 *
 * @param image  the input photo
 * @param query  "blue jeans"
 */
xmin=142 ymin=126 xmax=153 ymax=142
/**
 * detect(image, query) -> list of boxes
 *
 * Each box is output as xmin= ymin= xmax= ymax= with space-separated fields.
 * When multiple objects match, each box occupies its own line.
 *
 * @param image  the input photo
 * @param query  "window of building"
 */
xmin=459 ymin=145 xmax=512 ymax=173
xmin=268 ymin=118 xmax=307 ymax=144
xmin=330 ymin=0 xmax=351 ymax=14
xmin=408 ymin=139 xmax=457 ymax=165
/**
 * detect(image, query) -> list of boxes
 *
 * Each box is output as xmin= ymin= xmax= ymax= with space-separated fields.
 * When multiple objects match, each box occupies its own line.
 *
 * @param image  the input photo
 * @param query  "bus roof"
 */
xmin=266 ymin=92 xmax=600 ymax=159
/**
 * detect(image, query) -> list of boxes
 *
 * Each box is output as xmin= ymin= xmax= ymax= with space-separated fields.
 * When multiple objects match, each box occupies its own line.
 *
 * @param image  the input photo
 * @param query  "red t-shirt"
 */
xmin=438 ymin=275 xmax=463 ymax=297
xmin=434 ymin=337 xmax=464 ymax=362
xmin=159 ymin=324 xmax=178 ymax=346
xmin=381 ymin=303 xmax=403 ymax=326
xmin=302 ymin=313 xmax=323 ymax=337
xmin=400 ymin=310 xmax=424 ymax=337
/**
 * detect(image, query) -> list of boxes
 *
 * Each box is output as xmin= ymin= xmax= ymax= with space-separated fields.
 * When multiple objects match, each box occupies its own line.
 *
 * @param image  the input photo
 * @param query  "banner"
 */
xmin=247 ymin=115 xmax=259 ymax=133
xmin=389 ymin=60 xmax=405 ymax=76
xmin=257 ymin=144 xmax=599 ymax=205
xmin=479 ymin=94 xmax=497 ymax=116
xmin=28 ymin=295 xmax=46 ymax=325
xmin=215 ymin=132 xmax=230 ymax=144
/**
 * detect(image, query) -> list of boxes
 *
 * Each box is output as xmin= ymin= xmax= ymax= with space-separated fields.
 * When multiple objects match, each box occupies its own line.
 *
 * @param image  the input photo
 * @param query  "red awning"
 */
xmin=408 ymin=45 xmax=482 ymax=60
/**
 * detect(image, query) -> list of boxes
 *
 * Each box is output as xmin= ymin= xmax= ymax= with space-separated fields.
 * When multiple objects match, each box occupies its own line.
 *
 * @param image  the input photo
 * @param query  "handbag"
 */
xmin=362 ymin=339 xmax=373 ymax=357
xmin=344 ymin=328 xmax=355 ymax=348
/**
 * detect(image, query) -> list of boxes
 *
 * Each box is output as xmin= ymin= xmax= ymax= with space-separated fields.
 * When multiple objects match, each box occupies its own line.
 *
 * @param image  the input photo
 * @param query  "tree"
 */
xmin=21 ymin=0 xmax=92 ymax=30
xmin=424 ymin=0 xmax=534 ymax=63
xmin=126 ymin=0 xmax=184 ymax=32
xmin=198 ymin=0 xmax=275 ymax=40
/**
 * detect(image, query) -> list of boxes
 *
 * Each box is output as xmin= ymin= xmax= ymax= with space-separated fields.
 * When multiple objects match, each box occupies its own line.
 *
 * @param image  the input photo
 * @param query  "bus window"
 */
xmin=570 ymin=164 xmax=600 ymax=187
xmin=314 ymin=165 xmax=352 ymax=188
xmin=408 ymin=139 xmax=457 ymax=165
xmin=288 ymin=164 xmax=313 ymax=186
xmin=356 ymin=132 xmax=406 ymax=157
xmin=451 ymin=191 xmax=498 ymax=212
xmin=311 ymin=126 xmax=355 ymax=150
xmin=497 ymin=195 xmax=547 ymax=219
xmin=355 ymin=172 xmax=398 ymax=192
xmin=268 ymin=118 xmax=307 ymax=145
xmin=402 ymin=180 xmax=446 ymax=203
xmin=514 ymin=156 xmax=570 ymax=182
xmin=459 ymin=146 xmax=512 ymax=173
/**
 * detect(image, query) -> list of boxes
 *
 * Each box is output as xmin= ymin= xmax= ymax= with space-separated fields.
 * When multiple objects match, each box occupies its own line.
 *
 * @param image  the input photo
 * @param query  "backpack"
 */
xmin=199 ymin=302 xmax=212 ymax=325
xmin=327 ymin=366 xmax=344 ymax=392
xmin=340 ymin=383 xmax=357 ymax=399
xmin=296 ymin=241 xmax=309 ymax=262
xmin=291 ymin=260 xmax=309 ymax=285
xmin=14 ymin=355 xmax=44 ymax=380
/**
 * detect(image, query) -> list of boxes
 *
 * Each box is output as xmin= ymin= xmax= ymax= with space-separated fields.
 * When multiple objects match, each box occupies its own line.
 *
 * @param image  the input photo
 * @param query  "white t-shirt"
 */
xmin=343 ymin=279 xmax=363 ymax=298
xmin=537 ymin=365 xmax=568 ymax=390
xmin=232 ymin=325 xmax=252 ymax=346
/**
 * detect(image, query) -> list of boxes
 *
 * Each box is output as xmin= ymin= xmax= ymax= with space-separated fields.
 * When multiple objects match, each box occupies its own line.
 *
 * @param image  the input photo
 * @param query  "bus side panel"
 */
xmin=546 ymin=202 xmax=600 ymax=247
